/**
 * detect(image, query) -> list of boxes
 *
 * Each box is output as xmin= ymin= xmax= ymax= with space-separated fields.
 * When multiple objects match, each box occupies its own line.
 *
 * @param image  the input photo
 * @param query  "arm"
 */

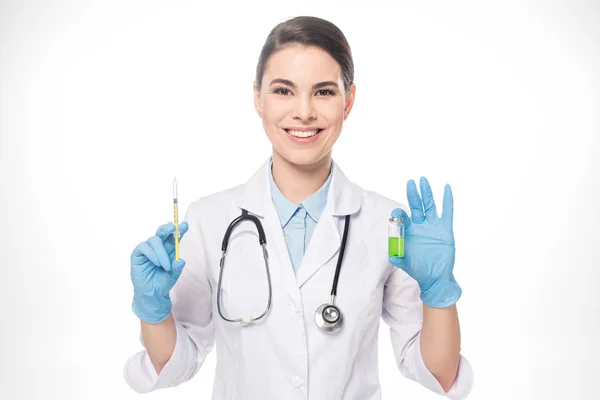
xmin=140 ymin=313 xmax=177 ymax=374
xmin=382 ymin=267 xmax=473 ymax=399
xmin=123 ymin=204 xmax=215 ymax=393
xmin=385 ymin=180 xmax=473 ymax=397
xmin=421 ymin=304 xmax=461 ymax=391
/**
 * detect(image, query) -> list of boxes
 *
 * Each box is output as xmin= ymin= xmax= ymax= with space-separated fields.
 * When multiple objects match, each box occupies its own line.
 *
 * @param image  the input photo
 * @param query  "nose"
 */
xmin=291 ymin=95 xmax=317 ymax=122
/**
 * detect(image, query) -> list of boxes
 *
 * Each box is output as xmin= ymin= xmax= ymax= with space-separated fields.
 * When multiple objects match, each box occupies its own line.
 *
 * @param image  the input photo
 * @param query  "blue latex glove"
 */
xmin=389 ymin=177 xmax=462 ymax=308
xmin=130 ymin=221 xmax=189 ymax=323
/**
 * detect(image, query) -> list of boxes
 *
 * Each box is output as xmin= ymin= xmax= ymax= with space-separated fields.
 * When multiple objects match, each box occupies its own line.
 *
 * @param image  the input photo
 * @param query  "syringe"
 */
xmin=173 ymin=177 xmax=179 ymax=261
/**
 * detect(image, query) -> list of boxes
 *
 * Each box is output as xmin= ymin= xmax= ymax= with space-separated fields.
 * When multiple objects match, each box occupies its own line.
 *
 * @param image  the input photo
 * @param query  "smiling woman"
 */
xmin=123 ymin=15 xmax=474 ymax=400
xmin=253 ymin=19 xmax=356 ymax=189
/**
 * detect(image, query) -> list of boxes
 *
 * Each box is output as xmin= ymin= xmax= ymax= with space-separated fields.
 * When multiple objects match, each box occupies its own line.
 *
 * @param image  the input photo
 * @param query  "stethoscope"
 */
xmin=216 ymin=208 xmax=351 ymax=333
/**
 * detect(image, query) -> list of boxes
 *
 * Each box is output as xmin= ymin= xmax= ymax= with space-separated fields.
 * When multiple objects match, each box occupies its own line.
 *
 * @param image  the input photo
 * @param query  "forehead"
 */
xmin=263 ymin=45 xmax=342 ymax=83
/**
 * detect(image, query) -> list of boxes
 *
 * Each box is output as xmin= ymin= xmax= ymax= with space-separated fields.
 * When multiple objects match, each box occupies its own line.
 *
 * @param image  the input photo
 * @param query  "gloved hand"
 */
xmin=389 ymin=177 xmax=462 ymax=308
xmin=130 ymin=221 xmax=189 ymax=323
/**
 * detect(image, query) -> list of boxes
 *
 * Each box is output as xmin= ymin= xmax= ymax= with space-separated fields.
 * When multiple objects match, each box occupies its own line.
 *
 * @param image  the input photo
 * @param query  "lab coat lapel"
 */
xmin=294 ymin=197 xmax=339 ymax=288
xmin=295 ymin=162 xmax=362 ymax=289
xmin=232 ymin=158 xmax=303 ymax=305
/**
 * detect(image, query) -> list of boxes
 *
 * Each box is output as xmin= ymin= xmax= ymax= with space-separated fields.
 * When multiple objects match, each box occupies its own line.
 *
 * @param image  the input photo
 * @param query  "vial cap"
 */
xmin=389 ymin=217 xmax=403 ymax=223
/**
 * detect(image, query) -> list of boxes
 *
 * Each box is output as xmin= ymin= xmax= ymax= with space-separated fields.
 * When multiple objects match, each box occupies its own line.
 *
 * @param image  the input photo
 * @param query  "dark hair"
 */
xmin=255 ymin=16 xmax=354 ymax=93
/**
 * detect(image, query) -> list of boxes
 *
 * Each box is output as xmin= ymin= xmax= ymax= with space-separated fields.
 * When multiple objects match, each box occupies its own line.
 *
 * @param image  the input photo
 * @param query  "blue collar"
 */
xmin=269 ymin=159 xmax=332 ymax=227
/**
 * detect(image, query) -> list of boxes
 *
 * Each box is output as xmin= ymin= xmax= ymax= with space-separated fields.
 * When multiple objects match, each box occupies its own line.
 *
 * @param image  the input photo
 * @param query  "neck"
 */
xmin=271 ymin=152 xmax=332 ymax=204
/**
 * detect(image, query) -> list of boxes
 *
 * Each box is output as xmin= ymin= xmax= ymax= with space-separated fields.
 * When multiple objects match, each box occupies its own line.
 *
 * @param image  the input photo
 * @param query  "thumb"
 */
xmin=389 ymin=254 xmax=414 ymax=278
xmin=169 ymin=259 xmax=186 ymax=281
xmin=391 ymin=207 xmax=411 ymax=231
xmin=389 ymin=253 xmax=407 ymax=271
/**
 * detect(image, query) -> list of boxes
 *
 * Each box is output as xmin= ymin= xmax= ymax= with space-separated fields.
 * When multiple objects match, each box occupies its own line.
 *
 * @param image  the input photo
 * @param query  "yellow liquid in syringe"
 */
xmin=174 ymin=200 xmax=179 ymax=261
xmin=173 ymin=177 xmax=180 ymax=261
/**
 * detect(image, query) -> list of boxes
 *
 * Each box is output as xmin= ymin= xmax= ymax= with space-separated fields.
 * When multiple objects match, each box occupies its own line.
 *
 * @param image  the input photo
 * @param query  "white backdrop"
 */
xmin=1 ymin=0 xmax=599 ymax=399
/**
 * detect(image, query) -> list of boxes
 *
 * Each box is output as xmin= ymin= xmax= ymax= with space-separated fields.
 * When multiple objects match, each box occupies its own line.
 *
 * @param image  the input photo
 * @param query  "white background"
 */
xmin=1 ymin=0 xmax=599 ymax=399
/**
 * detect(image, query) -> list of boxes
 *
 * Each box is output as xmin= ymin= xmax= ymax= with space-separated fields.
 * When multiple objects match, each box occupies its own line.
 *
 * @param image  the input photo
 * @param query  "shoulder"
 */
xmin=355 ymin=183 xmax=409 ymax=219
xmin=183 ymin=183 xmax=244 ymax=221
xmin=362 ymin=189 xmax=407 ymax=212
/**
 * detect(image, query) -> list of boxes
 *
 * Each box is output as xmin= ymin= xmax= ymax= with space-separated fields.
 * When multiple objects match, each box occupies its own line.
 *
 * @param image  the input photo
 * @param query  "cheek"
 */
xmin=319 ymin=100 xmax=345 ymax=122
xmin=261 ymin=99 xmax=286 ymax=122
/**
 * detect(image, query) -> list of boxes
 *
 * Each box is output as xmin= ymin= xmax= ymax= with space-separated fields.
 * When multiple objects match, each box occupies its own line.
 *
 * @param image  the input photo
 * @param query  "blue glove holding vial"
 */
xmin=130 ymin=221 xmax=189 ymax=323
xmin=389 ymin=177 xmax=462 ymax=308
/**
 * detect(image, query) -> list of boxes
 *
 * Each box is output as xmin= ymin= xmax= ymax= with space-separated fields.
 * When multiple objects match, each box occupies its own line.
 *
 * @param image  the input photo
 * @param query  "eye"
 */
xmin=273 ymin=87 xmax=291 ymax=96
xmin=316 ymin=89 xmax=335 ymax=96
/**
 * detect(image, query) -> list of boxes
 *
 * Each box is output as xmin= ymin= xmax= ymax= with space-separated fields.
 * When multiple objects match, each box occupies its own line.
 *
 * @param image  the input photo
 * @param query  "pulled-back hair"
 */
xmin=255 ymin=16 xmax=354 ymax=92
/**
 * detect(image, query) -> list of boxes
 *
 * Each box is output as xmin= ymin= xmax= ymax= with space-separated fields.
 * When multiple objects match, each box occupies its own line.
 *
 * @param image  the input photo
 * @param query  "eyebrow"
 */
xmin=269 ymin=78 xmax=339 ymax=90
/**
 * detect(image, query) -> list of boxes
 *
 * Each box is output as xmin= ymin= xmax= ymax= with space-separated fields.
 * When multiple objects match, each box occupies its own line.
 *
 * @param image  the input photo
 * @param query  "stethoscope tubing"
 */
xmin=216 ymin=209 xmax=349 ymax=332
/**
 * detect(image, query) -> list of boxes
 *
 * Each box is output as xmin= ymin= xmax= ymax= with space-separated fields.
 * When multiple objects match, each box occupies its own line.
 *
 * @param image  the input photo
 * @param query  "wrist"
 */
xmin=419 ymin=275 xmax=462 ymax=308
xmin=132 ymin=293 xmax=172 ymax=323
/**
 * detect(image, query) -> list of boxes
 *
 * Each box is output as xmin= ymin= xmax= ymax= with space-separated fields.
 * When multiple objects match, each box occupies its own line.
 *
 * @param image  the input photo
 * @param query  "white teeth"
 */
xmin=286 ymin=129 xmax=320 ymax=138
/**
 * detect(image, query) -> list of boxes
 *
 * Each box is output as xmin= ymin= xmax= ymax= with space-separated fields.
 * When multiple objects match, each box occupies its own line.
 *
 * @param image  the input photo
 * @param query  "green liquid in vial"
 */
xmin=388 ymin=237 xmax=404 ymax=257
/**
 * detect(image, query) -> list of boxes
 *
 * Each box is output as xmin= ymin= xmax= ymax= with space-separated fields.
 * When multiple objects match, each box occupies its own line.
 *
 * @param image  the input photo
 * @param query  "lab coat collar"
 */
xmin=233 ymin=156 xmax=362 ymax=291
xmin=268 ymin=157 xmax=333 ymax=227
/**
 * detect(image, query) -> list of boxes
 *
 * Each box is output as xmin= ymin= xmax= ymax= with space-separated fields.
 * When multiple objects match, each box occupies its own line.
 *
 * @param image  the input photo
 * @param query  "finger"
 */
xmin=442 ymin=183 xmax=454 ymax=231
xmin=170 ymin=259 xmax=186 ymax=280
xmin=391 ymin=207 xmax=411 ymax=231
xmin=407 ymin=179 xmax=425 ymax=223
xmin=179 ymin=221 xmax=189 ymax=235
xmin=156 ymin=222 xmax=175 ymax=242
xmin=419 ymin=176 xmax=438 ymax=222
xmin=164 ymin=222 xmax=189 ymax=255
xmin=159 ymin=222 xmax=189 ymax=246
xmin=131 ymin=241 xmax=160 ymax=267
xmin=175 ymin=221 xmax=189 ymax=241
xmin=147 ymin=235 xmax=172 ymax=272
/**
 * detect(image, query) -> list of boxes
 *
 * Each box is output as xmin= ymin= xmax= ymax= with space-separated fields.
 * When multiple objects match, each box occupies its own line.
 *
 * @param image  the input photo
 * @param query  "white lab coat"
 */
xmin=123 ymin=157 xmax=474 ymax=399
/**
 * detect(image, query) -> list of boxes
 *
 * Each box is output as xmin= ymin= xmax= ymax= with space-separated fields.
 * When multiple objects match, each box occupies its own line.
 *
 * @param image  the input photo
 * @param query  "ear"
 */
xmin=343 ymin=83 xmax=356 ymax=121
xmin=253 ymin=81 xmax=262 ymax=118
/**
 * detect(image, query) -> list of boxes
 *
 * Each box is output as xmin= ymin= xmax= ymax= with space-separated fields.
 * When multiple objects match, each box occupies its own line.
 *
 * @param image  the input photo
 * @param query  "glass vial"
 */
xmin=388 ymin=217 xmax=404 ymax=257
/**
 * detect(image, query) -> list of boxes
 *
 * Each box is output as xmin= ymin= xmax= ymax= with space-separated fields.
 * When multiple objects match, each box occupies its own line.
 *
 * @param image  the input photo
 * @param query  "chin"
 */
xmin=277 ymin=150 xmax=329 ymax=168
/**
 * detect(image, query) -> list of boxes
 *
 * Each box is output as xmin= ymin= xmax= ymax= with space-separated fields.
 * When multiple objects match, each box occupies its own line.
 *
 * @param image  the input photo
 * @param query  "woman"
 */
xmin=124 ymin=16 xmax=473 ymax=400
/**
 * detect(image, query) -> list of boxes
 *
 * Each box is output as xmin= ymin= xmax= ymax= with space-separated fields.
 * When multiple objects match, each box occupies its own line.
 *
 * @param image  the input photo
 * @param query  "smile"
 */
xmin=284 ymin=128 xmax=324 ymax=138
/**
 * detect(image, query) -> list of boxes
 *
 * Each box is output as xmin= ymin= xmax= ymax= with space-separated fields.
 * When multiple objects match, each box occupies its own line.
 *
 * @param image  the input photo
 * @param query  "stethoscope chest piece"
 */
xmin=313 ymin=214 xmax=351 ymax=333
xmin=314 ymin=300 xmax=344 ymax=332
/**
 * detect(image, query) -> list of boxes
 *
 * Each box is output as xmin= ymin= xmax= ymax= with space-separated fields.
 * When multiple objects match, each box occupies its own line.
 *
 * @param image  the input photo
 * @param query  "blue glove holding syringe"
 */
xmin=130 ymin=177 xmax=188 ymax=323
